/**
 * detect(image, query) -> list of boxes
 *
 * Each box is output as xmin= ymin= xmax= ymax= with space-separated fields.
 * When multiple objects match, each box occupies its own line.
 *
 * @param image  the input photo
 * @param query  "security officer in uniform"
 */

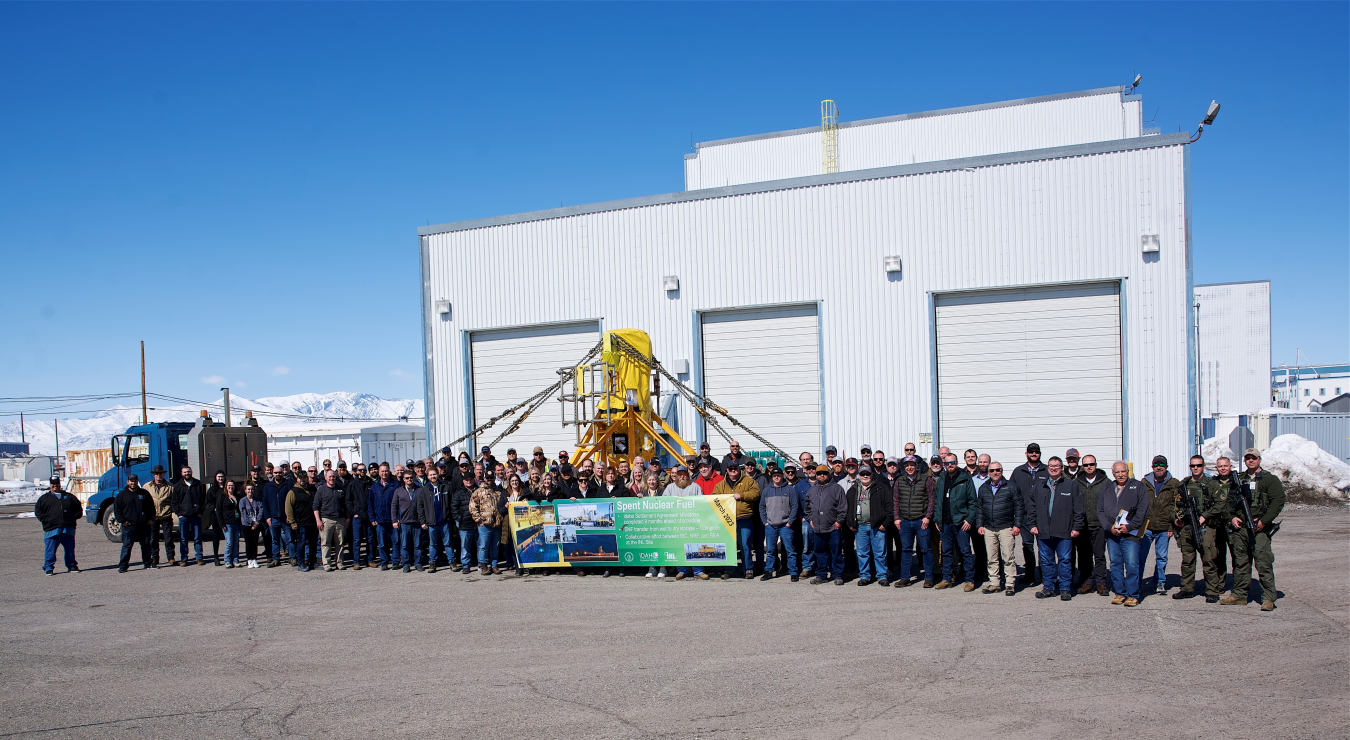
xmin=1220 ymin=448 xmax=1285 ymax=611
xmin=1172 ymin=455 xmax=1222 ymax=602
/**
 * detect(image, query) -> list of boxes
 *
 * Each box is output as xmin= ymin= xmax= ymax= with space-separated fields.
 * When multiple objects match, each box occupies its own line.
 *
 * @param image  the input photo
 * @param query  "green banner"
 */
xmin=507 ymin=495 xmax=738 ymax=569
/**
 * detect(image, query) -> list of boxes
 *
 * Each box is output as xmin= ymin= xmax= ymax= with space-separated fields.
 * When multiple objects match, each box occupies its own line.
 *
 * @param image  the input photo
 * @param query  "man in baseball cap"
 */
xmin=806 ymin=464 xmax=846 ymax=585
xmin=1221 ymin=448 xmax=1284 ymax=611
xmin=1011 ymin=443 xmax=1048 ymax=586
xmin=1139 ymin=454 xmax=1181 ymax=596
xmin=1064 ymin=448 xmax=1082 ymax=478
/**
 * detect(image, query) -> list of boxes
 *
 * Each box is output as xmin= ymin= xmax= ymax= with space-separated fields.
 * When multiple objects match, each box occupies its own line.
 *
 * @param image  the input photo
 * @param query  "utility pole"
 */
xmin=54 ymin=417 xmax=60 ymax=460
xmin=20 ymin=413 xmax=24 ymax=444
xmin=141 ymin=340 xmax=148 ymax=425
xmin=222 ymin=387 xmax=231 ymax=427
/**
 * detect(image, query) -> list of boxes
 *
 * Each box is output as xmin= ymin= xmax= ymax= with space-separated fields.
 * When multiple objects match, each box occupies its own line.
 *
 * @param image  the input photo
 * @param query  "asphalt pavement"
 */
xmin=1 ymin=506 xmax=1346 ymax=740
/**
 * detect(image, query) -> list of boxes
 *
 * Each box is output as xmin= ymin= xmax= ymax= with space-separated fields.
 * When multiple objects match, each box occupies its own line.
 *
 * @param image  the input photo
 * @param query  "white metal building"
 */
xmin=1272 ymin=364 xmax=1350 ymax=412
xmin=685 ymin=86 xmax=1147 ymax=190
xmin=265 ymin=423 xmax=427 ymax=469
xmin=1194 ymin=280 xmax=1271 ymax=416
xmin=419 ymin=85 xmax=1198 ymax=473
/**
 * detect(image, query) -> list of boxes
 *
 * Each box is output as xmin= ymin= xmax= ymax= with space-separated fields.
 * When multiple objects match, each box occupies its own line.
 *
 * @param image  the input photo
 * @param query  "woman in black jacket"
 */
xmin=204 ymin=471 xmax=226 ymax=566
xmin=216 ymin=480 xmax=243 ymax=568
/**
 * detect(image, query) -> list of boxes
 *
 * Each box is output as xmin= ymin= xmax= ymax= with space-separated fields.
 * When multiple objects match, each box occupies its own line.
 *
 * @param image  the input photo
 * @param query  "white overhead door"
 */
xmin=470 ymin=322 xmax=599 ymax=455
xmin=935 ymin=282 xmax=1123 ymax=467
xmin=701 ymin=304 xmax=821 ymax=458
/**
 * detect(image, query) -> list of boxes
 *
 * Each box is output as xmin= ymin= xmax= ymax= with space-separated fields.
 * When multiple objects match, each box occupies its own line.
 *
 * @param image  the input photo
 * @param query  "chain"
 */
xmin=607 ymin=335 xmax=791 ymax=461
xmin=441 ymin=341 xmax=602 ymax=451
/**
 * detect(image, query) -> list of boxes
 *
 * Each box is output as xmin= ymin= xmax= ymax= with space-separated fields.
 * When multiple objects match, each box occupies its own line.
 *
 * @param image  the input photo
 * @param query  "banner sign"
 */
xmin=507 ymin=495 xmax=738 ymax=569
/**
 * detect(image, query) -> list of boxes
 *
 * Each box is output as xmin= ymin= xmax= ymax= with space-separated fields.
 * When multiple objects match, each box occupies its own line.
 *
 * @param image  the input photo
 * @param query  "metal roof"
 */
xmin=693 ymin=86 xmax=1132 ymax=149
xmin=419 ymin=132 xmax=1190 ymax=237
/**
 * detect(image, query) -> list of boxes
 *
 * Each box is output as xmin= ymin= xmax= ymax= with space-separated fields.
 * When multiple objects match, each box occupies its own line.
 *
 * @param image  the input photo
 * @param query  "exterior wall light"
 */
xmin=435 ymin=299 xmax=451 ymax=316
xmin=1141 ymin=235 xmax=1160 ymax=254
xmin=663 ymin=275 xmax=680 ymax=291
xmin=883 ymin=256 xmax=903 ymax=274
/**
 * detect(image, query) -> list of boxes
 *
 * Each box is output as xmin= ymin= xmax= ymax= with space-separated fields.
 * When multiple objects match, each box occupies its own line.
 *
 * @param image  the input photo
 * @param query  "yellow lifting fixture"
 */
xmin=561 ymin=329 xmax=697 ymax=467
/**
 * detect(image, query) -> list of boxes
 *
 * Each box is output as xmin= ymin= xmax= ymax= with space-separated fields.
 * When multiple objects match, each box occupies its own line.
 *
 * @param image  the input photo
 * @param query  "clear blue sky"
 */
xmin=2 ymin=1 xmax=1346 ymax=412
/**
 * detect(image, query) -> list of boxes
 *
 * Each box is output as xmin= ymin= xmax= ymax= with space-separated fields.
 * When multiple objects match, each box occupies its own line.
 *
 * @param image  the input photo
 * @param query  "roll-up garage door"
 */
xmin=470 ymin=322 xmax=600 ymax=455
xmin=700 ymin=304 xmax=821 ymax=458
xmin=935 ymin=282 xmax=1122 ymax=467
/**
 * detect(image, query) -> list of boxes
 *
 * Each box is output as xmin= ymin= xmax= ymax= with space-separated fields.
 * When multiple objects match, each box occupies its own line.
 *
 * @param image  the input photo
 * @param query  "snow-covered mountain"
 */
xmin=0 ymin=392 xmax=423 ymax=456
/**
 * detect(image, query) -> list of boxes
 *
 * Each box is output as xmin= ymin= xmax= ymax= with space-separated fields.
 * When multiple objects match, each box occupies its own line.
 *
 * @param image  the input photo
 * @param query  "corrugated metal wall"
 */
xmin=1195 ymin=281 xmax=1271 ymax=415
xmin=1271 ymin=414 xmax=1350 ymax=463
xmin=686 ymin=91 xmax=1143 ymax=190
xmin=426 ymin=140 xmax=1191 ymax=475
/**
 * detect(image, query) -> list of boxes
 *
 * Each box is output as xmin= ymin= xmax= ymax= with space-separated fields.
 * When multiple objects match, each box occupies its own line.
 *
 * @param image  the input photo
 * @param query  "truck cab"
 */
xmin=85 ymin=422 xmax=195 ymax=541
xmin=85 ymin=413 xmax=267 ymax=542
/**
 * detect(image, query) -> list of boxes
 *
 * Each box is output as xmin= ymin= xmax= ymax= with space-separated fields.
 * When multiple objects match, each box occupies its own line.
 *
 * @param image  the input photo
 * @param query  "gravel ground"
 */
xmin=0 ymin=507 xmax=1346 ymax=740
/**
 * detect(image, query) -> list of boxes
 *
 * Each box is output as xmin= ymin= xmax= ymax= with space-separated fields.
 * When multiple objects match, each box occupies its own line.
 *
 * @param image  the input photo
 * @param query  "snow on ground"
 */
xmin=1263 ymin=434 xmax=1350 ymax=497
xmin=0 ymin=482 xmax=43 ymax=506
xmin=0 ymin=392 xmax=422 ymax=456
xmin=1202 ymin=434 xmax=1350 ymax=497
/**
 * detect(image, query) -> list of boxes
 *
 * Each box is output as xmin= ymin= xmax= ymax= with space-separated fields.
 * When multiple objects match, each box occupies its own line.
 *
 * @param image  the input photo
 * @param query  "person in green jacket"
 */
xmin=1221 ymin=448 xmax=1285 ymax=611
xmin=932 ymin=454 xmax=977 ymax=591
xmin=1172 ymin=456 xmax=1224 ymax=602
xmin=1140 ymin=455 xmax=1182 ymax=596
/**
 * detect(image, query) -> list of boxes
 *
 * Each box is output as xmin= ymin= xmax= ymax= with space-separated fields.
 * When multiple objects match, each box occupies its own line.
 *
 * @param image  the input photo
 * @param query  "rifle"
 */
xmin=1234 ymin=486 xmax=1257 ymax=552
xmin=1178 ymin=484 xmax=1203 ymax=543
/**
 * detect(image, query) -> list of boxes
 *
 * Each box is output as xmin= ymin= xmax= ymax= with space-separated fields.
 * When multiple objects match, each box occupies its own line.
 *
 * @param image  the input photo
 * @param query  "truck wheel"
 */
xmin=103 ymin=508 xmax=122 ymax=543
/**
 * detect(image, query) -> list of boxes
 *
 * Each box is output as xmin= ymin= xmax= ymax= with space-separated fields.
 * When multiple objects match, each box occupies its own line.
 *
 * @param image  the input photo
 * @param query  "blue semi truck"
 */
xmin=85 ymin=411 xmax=267 ymax=541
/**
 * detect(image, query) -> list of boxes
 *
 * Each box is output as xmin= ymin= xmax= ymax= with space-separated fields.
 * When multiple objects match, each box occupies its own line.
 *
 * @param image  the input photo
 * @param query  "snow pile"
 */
xmin=0 ymin=392 xmax=423 ymax=456
xmin=0 ymin=482 xmax=43 ymax=506
xmin=1201 ymin=437 xmax=1235 ymax=470
xmin=1262 ymin=434 xmax=1350 ymax=497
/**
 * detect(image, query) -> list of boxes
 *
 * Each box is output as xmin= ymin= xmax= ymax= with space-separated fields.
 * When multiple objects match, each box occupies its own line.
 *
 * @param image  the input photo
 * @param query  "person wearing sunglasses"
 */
xmin=845 ymin=465 xmax=893 ymax=587
xmin=932 ymin=454 xmax=977 ymax=591
xmin=975 ymin=462 xmax=1021 ymax=595
xmin=1173 ymin=455 xmax=1222 ymax=602
xmin=1221 ymin=448 xmax=1284 ymax=612
xmin=1028 ymin=457 xmax=1085 ymax=600
xmin=1074 ymin=455 xmax=1112 ymax=596
xmin=1140 ymin=455 xmax=1182 ymax=596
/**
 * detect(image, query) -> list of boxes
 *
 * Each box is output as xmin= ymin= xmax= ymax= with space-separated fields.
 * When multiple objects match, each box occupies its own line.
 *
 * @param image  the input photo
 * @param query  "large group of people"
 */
xmin=36 ymin=438 xmax=1285 ymax=610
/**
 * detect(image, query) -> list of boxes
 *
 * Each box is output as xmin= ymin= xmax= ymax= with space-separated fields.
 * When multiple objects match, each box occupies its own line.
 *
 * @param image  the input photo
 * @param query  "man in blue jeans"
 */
xmin=1027 ymin=457 xmax=1085 ymax=600
xmin=806 ymin=465 xmax=846 ymax=585
xmin=891 ymin=456 xmax=935 ymax=587
xmin=788 ymin=459 xmax=815 ymax=577
xmin=712 ymin=461 xmax=760 ymax=580
xmin=1140 ymin=455 xmax=1180 ymax=596
xmin=415 ymin=467 xmax=452 ymax=573
xmin=392 ymin=470 xmax=421 ymax=573
xmin=1101 ymin=461 xmax=1150 ymax=606
xmin=933 ymin=454 xmax=978 ymax=591
xmin=759 ymin=467 xmax=799 ymax=581
xmin=170 ymin=465 xmax=206 ymax=565
xmin=368 ymin=463 xmax=400 ymax=570
xmin=846 ymin=466 xmax=893 ymax=586
xmin=35 ymin=477 xmax=81 ymax=575
xmin=263 ymin=466 xmax=292 ymax=568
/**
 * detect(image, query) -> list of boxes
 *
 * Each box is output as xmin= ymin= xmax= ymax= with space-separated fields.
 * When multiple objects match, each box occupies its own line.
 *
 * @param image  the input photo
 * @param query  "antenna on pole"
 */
xmin=140 ymin=340 xmax=148 ymax=425
xmin=821 ymin=100 xmax=839 ymax=174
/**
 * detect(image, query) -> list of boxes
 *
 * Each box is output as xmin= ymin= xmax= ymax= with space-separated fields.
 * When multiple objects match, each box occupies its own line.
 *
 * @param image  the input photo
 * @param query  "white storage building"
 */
xmin=265 ymin=423 xmax=427 ymax=470
xmin=419 ymin=85 xmax=1198 ymax=473
xmin=1194 ymin=280 xmax=1271 ymax=416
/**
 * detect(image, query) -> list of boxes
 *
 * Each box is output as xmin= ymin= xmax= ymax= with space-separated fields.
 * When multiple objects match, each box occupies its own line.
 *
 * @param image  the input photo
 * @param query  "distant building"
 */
xmin=1194 ymin=281 xmax=1271 ymax=416
xmin=1322 ymin=393 xmax=1350 ymax=413
xmin=0 ymin=442 xmax=30 ymax=455
xmin=265 ymin=423 xmax=427 ymax=469
xmin=1272 ymin=364 xmax=1350 ymax=412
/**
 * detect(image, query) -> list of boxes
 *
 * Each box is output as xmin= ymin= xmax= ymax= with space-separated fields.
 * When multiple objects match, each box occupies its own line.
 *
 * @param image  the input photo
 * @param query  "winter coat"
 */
xmin=469 ymin=485 xmax=507 ymax=528
xmin=114 ymin=485 xmax=154 ymax=527
xmin=215 ymin=492 xmax=242 ymax=527
xmin=1076 ymin=473 xmax=1111 ymax=530
xmin=391 ymin=485 xmax=419 ymax=525
xmin=262 ymin=479 xmax=292 ymax=522
xmin=450 ymin=483 xmax=476 ymax=529
xmin=711 ymin=474 xmax=760 ymax=520
xmin=1097 ymin=478 xmax=1149 ymax=535
xmin=1235 ymin=468 xmax=1286 ymax=528
xmin=34 ymin=491 xmax=81 ymax=532
xmin=1027 ymin=476 xmax=1085 ymax=539
xmin=285 ymin=484 xmax=315 ymax=529
xmin=845 ymin=479 xmax=894 ymax=530
xmin=974 ymin=479 xmax=1023 ymax=531
xmin=892 ymin=474 xmax=935 ymax=522
xmin=345 ymin=475 xmax=372 ymax=521
xmin=933 ymin=470 xmax=977 ymax=528
xmin=1140 ymin=471 xmax=1181 ymax=533
xmin=694 ymin=472 xmax=724 ymax=496
xmin=759 ymin=484 xmax=799 ymax=527
xmin=415 ymin=481 xmax=452 ymax=527
xmin=367 ymin=477 xmax=400 ymax=524
xmin=144 ymin=480 xmax=174 ymax=521
xmin=805 ymin=481 xmax=846 ymax=533
xmin=1011 ymin=462 xmax=1048 ymax=529
xmin=171 ymin=478 xmax=207 ymax=517
xmin=203 ymin=482 xmax=223 ymax=524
